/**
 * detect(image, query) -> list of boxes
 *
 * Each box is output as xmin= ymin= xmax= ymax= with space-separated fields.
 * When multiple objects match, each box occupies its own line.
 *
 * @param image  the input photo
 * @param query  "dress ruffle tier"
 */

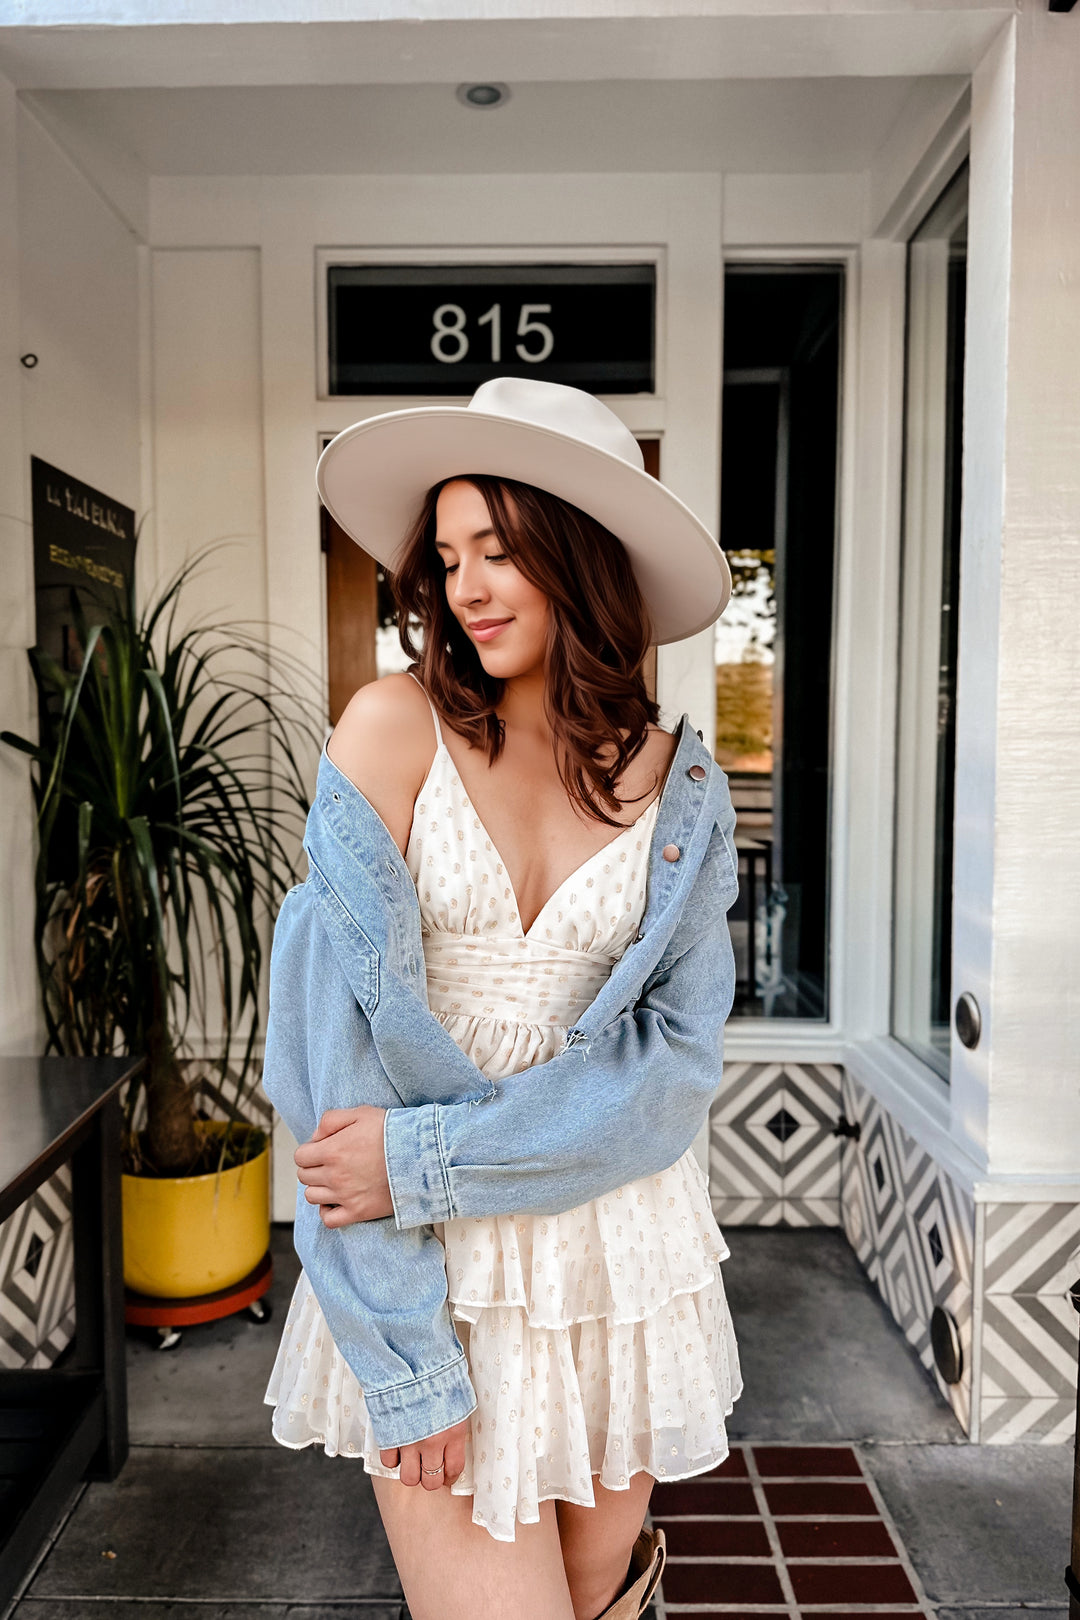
xmin=266 ymin=1164 xmax=742 ymax=1541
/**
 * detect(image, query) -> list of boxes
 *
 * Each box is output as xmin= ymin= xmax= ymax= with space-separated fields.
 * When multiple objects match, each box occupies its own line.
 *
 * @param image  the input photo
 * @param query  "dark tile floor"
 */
xmin=653 ymin=1445 xmax=927 ymax=1614
xmin=5 ymin=1226 xmax=1075 ymax=1619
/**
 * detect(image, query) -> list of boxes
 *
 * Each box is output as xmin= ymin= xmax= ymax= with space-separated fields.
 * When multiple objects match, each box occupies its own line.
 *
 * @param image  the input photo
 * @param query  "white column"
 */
xmin=957 ymin=13 xmax=1080 ymax=1178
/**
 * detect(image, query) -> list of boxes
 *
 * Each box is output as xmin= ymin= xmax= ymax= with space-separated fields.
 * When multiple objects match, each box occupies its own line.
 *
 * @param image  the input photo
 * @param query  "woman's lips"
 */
xmin=469 ymin=619 xmax=513 ymax=641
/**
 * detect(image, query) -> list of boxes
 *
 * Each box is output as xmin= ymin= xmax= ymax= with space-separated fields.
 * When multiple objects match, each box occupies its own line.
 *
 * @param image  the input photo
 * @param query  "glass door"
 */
xmin=719 ymin=266 xmax=843 ymax=1020
xmin=892 ymin=163 xmax=969 ymax=1078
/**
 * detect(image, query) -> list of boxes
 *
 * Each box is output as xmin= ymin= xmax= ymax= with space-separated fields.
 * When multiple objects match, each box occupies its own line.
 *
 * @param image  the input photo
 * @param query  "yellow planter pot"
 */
xmin=122 ymin=1122 xmax=270 ymax=1298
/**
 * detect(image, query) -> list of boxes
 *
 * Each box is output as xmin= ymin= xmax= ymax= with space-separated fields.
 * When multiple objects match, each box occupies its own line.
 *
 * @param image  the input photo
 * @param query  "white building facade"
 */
xmin=1 ymin=0 xmax=1078 ymax=1444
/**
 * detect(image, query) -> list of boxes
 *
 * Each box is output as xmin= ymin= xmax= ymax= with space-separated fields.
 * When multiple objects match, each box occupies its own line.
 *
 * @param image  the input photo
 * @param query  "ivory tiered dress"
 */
xmin=264 ymin=685 xmax=742 ymax=1543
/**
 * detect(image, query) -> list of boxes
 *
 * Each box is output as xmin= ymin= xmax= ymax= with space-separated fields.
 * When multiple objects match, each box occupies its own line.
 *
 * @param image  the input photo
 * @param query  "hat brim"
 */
xmin=316 ymin=406 xmax=731 ymax=646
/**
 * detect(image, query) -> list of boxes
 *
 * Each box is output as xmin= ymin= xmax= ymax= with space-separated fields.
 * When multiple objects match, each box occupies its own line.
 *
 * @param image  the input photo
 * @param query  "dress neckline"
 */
xmin=413 ymin=741 xmax=662 ymax=941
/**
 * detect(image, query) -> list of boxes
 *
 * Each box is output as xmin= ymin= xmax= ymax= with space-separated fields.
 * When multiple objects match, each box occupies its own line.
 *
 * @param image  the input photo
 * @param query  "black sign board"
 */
xmin=31 ymin=457 xmax=136 ymax=671
xmin=327 ymin=263 xmax=655 ymax=396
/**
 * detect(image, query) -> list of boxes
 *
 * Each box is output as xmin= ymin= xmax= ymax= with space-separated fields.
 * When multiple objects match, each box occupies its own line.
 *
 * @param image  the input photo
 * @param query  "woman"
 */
xmin=262 ymin=378 xmax=742 ymax=1620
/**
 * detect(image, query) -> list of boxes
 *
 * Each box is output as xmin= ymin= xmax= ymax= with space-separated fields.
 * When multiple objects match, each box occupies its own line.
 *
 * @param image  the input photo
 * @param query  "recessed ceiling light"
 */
xmin=456 ymin=83 xmax=510 ymax=110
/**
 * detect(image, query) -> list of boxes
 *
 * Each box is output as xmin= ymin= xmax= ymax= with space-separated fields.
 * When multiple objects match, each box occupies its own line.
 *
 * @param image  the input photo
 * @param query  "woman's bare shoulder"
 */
xmin=326 ymin=673 xmax=438 ymax=852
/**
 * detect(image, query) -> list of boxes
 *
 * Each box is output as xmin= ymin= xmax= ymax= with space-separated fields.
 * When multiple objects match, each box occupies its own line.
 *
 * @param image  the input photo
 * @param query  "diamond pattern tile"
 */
xmin=709 ymin=1061 xmax=842 ymax=1226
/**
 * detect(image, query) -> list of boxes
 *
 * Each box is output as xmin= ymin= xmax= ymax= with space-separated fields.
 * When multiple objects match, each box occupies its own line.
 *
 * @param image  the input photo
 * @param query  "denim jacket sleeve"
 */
xmin=382 ymin=801 xmax=739 ymax=1229
xmin=260 ymin=882 xmax=477 ymax=1450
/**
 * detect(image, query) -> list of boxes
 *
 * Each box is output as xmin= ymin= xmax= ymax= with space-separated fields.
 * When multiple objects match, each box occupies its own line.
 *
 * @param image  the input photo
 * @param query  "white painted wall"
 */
xmin=149 ymin=249 xmax=266 ymax=620
xmin=0 ymin=90 xmax=143 ymax=1052
xmin=982 ymin=10 xmax=1080 ymax=1177
xmin=0 ymin=70 xmax=38 ymax=1055
xmin=18 ymin=105 xmax=142 ymax=522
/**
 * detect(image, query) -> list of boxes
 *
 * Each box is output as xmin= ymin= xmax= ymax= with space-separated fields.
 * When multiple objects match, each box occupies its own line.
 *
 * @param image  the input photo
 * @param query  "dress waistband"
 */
xmin=422 ymin=931 xmax=614 ymax=1028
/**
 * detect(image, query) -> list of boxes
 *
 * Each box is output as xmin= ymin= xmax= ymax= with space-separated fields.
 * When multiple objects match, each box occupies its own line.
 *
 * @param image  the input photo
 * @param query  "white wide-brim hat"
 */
xmin=316 ymin=376 xmax=731 ymax=646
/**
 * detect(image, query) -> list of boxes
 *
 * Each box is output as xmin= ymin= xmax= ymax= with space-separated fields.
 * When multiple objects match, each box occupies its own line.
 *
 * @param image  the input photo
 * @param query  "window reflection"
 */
xmin=719 ymin=268 xmax=842 ymax=1020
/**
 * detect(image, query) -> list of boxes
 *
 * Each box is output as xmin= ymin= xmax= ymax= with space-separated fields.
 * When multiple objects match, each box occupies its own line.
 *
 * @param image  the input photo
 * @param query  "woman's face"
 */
xmin=434 ymin=479 xmax=550 ymax=680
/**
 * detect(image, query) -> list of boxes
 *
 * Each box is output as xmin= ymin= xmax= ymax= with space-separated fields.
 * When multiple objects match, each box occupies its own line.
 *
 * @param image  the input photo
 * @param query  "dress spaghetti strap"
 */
xmin=406 ymin=669 xmax=445 ymax=752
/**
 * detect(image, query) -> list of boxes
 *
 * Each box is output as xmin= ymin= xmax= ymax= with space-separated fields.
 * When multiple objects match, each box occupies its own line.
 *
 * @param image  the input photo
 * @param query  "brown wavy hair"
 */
xmin=391 ymin=474 xmax=660 ymax=829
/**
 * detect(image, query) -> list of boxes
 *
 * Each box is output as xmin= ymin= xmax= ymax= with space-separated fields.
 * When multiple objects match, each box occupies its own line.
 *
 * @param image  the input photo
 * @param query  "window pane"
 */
xmin=892 ymin=163 xmax=968 ymax=1078
xmin=719 ymin=267 xmax=842 ymax=1020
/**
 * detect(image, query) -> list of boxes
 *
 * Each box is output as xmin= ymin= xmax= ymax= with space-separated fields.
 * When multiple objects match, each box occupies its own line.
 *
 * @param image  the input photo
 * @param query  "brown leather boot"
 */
xmin=594 ymin=1525 xmax=666 ymax=1619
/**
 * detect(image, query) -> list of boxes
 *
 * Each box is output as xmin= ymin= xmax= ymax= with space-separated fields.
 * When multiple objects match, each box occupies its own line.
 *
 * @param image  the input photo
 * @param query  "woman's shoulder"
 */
xmin=325 ymin=673 xmax=438 ymax=853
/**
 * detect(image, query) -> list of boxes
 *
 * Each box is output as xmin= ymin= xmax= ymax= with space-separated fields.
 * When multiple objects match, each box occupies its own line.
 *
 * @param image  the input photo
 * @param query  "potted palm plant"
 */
xmin=2 ymin=549 xmax=320 ymax=1297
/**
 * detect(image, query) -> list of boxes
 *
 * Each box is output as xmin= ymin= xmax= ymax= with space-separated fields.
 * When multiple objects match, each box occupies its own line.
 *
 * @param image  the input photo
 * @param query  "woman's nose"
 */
xmin=451 ymin=556 xmax=489 ymax=605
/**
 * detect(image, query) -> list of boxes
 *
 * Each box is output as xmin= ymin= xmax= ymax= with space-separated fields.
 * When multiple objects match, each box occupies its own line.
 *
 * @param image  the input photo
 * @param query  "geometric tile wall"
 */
xmin=0 ymin=1164 xmax=75 ymax=1370
xmin=980 ymin=1201 xmax=1080 ymax=1444
xmin=709 ymin=1061 xmax=845 ymax=1229
xmin=0 ymin=1061 xmax=274 ymax=1372
xmin=839 ymin=1070 xmax=975 ymax=1436
xmin=708 ymin=1060 xmax=1080 ymax=1444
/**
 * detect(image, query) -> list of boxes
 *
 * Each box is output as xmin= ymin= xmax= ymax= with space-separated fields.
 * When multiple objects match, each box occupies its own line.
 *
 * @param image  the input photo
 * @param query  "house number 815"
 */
xmin=430 ymin=303 xmax=555 ymax=365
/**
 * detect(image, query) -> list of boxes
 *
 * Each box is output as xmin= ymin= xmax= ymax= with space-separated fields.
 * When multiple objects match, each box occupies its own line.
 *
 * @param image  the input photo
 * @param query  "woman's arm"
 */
xmin=261 ymin=883 xmax=477 ymax=1450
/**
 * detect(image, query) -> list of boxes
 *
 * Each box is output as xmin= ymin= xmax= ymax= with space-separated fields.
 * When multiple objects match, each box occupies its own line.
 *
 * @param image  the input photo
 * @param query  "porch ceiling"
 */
xmin=0 ymin=5 xmax=1011 ymax=93
xmin=23 ymin=77 xmax=959 ymax=176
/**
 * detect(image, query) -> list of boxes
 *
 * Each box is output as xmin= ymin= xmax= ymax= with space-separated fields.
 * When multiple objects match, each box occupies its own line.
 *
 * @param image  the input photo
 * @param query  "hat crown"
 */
xmin=468 ymin=377 xmax=644 ymax=472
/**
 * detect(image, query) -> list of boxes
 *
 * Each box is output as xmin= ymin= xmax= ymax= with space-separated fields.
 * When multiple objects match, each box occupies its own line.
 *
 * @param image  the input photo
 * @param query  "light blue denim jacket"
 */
xmin=261 ymin=712 xmax=739 ymax=1450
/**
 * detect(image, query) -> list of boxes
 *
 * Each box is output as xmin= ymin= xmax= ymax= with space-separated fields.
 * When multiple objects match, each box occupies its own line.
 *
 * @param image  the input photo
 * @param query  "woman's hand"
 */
xmin=380 ymin=1417 xmax=469 ymax=1491
xmin=294 ymin=1105 xmax=394 ymax=1226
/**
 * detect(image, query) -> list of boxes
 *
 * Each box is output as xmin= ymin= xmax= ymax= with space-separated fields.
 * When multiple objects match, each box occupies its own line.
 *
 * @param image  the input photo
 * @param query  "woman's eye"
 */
xmin=443 ymin=554 xmax=506 ymax=575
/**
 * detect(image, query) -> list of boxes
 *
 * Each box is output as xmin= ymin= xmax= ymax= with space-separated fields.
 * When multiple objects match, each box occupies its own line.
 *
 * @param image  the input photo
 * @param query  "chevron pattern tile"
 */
xmin=979 ymin=1201 xmax=1080 ymax=1442
xmin=840 ymin=1072 xmax=974 ymax=1433
xmin=984 ymin=1201 xmax=1080 ymax=1299
xmin=0 ymin=1163 xmax=75 ymax=1370
xmin=708 ymin=1061 xmax=843 ymax=1227
xmin=979 ymin=1396 xmax=1076 ymax=1444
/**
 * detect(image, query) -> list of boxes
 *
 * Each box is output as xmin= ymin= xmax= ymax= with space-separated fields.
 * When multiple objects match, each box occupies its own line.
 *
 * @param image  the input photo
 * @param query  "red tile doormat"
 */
xmin=649 ymin=1444 xmax=932 ymax=1617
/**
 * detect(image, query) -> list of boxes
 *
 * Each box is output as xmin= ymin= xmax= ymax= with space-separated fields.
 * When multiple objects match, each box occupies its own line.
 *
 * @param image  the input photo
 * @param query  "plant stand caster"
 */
xmin=124 ymin=1252 xmax=274 ymax=1345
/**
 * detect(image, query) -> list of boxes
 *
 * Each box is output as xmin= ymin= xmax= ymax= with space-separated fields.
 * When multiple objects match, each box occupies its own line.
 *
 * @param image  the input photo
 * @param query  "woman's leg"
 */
xmin=556 ymin=1472 xmax=657 ymax=1620
xmin=371 ymin=1475 xmax=577 ymax=1620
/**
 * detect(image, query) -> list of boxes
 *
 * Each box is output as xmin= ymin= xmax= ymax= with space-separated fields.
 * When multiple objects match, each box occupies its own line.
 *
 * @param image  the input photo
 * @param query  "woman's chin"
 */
xmin=475 ymin=646 xmax=545 ymax=681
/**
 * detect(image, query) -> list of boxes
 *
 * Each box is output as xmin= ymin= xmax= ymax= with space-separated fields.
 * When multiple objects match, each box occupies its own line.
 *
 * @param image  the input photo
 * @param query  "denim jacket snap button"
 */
xmin=688 ymin=764 xmax=706 ymax=781
xmin=661 ymin=843 xmax=681 ymax=862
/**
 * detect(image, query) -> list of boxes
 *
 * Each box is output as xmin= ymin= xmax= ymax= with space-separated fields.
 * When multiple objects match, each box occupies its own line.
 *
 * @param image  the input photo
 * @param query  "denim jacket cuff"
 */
xmin=361 ymin=1349 xmax=478 ymax=1449
xmin=384 ymin=1102 xmax=453 ymax=1227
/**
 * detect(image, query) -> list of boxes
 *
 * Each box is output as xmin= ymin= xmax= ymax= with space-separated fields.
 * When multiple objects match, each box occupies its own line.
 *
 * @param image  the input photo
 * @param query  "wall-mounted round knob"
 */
xmin=930 ymin=1305 xmax=963 ymax=1384
xmin=955 ymin=992 xmax=981 ymax=1050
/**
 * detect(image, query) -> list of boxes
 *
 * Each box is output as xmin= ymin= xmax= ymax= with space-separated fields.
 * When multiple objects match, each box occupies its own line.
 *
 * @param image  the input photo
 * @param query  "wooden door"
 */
xmin=324 ymin=510 xmax=378 ymax=726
